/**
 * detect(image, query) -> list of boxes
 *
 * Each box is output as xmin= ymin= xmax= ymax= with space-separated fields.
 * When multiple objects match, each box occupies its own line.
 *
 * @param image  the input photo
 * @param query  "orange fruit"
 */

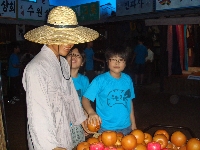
xmin=153 ymin=134 xmax=168 ymax=149
xmin=166 ymin=141 xmax=173 ymax=149
xmin=130 ymin=129 xmax=145 ymax=144
xmin=101 ymin=131 xmax=117 ymax=147
xmin=98 ymin=134 xmax=102 ymax=142
xmin=186 ymin=138 xmax=200 ymax=150
xmin=171 ymin=131 xmax=187 ymax=147
xmin=77 ymin=141 xmax=90 ymax=150
xmin=154 ymin=129 xmax=169 ymax=140
xmin=179 ymin=144 xmax=186 ymax=150
xmin=87 ymin=122 xmax=101 ymax=132
xmin=121 ymin=134 xmax=137 ymax=150
xmin=87 ymin=137 xmax=99 ymax=144
xmin=135 ymin=143 xmax=147 ymax=150
xmin=115 ymin=132 xmax=124 ymax=146
xmin=144 ymin=133 xmax=152 ymax=144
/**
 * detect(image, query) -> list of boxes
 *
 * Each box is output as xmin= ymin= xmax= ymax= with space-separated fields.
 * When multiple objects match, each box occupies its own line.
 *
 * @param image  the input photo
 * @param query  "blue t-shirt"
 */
xmin=83 ymin=72 xmax=135 ymax=130
xmin=7 ymin=53 xmax=20 ymax=77
xmin=72 ymin=73 xmax=89 ymax=102
xmin=134 ymin=44 xmax=148 ymax=64
xmin=84 ymin=48 xmax=94 ymax=71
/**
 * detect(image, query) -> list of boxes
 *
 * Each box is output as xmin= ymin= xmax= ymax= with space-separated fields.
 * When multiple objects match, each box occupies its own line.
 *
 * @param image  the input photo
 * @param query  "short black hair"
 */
xmin=105 ymin=45 xmax=129 ymax=61
xmin=70 ymin=43 xmax=86 ymax=63
xmin=11 ymin=42 xmax=20 ymax=50
xmin=137 ymin=36 xmax=145 ymax=43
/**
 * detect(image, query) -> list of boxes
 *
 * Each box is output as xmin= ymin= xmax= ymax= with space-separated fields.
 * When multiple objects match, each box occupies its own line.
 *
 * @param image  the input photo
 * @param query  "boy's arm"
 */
xmin=130 ymin=100 xmax=137 ymax=130
xmin=82 ymin=96 xmax=101 ymax=125
xmin=82 ymin=96 xmax=95 ymax=116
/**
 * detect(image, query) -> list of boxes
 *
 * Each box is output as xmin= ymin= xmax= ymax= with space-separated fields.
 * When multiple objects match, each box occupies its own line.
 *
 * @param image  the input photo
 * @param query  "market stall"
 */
xmin=76 ymin=124 xmax=200 ymax=150
xmin=164 ymin=71 xmax=200 ymax=97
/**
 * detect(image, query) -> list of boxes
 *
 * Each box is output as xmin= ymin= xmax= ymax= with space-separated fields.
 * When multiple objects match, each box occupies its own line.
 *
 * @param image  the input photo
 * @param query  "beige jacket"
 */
xmin=22 ymin=45 xmax=86 ymax=150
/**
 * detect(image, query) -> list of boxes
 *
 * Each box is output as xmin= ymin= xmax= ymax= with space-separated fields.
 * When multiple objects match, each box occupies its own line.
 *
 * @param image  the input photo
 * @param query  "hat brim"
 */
xmin=24 ymin=25 xmax=99 ymax=45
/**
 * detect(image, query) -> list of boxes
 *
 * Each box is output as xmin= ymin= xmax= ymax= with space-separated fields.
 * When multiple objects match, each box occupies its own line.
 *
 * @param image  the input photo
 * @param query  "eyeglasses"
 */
xmin=109 ymin=58 xmax=125 ymax=63
xmin=67 ymin=53 xmax=82 ymax=58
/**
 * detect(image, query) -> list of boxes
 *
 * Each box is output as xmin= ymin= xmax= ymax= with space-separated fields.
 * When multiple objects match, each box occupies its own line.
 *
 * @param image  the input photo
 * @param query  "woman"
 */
xmin=66 ymin=44 xmax=90 ymax=147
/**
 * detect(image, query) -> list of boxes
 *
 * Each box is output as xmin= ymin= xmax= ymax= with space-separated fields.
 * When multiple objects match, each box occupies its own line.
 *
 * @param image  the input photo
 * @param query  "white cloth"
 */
xmin=22 ymin=45 xmax=86 ymax=150
xmin=145 ymin=49 xmax=154 ymax=62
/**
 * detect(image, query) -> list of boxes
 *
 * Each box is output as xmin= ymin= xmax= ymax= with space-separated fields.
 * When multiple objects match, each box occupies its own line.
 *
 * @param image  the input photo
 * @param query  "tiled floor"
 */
xmin=2 ymin=80 xmax=200 ymax=150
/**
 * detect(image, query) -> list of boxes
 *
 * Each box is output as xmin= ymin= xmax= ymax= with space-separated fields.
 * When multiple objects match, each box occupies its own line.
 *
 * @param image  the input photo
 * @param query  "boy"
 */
xmin=131 ymin=36 xmax=148 ymax=85
xmin=84 ymin=41 xmax=105 ymax=82
xmin=82 ymin=45 xmax=137 ymax=135
xmin=7 ymin=42 xmax=21 ymax=104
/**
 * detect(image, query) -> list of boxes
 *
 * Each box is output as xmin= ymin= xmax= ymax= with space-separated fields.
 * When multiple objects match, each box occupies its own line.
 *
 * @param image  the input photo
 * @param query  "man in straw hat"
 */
xmin=22 ymin=6 xmax=99 ymax=150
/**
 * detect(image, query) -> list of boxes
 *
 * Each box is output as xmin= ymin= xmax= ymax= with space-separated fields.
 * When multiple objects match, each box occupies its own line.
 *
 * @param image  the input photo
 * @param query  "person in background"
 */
xmin=7 ymin=42 xmax=21 ymax=104
xmin=20 ymin=50 xmax=34 ymax=69
xmin=145 ymin=44 xmax=154 ymax=84
xmin=84 ymin=41 xmax=105 ymax=83
xmin=20 ymin=50 xmax=34 ymax=95
xmin=66 ymin=44 xmax=90 ymax=147
xmin=82 ymin=45 xmax=137 ymax=136
xmin=84 ymin=41 xmax=105 ymax=112
xmin=22 ymin=6 xmax=99 ymax=150
xmin=131 ymin=36 xmax=148 ymax=86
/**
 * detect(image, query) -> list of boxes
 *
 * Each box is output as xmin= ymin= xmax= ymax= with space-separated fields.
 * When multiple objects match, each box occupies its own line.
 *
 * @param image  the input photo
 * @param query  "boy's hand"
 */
xmin=88 ymin=112 xmax=101 ymax=126
xmin=81 ymin=120 xmax=96 ymax=134
xmin=131 ymin=123 xmax=137 ymax=130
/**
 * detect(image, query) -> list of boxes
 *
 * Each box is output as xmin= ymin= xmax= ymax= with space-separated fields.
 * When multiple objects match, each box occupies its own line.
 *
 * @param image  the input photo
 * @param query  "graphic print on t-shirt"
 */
xmin=107 ymin=89 xmax=131 ymax=107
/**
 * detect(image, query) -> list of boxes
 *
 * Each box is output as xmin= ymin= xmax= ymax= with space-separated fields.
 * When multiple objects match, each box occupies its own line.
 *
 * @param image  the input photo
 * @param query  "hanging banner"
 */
xmin=71 ymin=1 xmax=100 ymax=23
xmin=156 ymin=0 xmax=200 ymax=11
xmin=18 ymin=0 xmax=54 ymax=21
xmin=0 ymin=0 xmax=16 ymax=18
xmin=16 ymin=24 xmax=25 ymax=41
xmin=116 ymin=0 xmax=153 ymax=16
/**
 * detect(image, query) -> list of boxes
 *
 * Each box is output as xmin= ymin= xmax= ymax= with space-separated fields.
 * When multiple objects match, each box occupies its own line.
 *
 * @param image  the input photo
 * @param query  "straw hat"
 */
xmin=24 ymin=6 xmax=99 ymax=45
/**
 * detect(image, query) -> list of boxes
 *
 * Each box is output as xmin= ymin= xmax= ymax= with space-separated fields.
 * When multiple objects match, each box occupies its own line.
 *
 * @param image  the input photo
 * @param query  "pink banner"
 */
xmin=176 ymin=25 xmax=185 ymax=70
xmin=167 ymin=25 xmax=173 ymax=76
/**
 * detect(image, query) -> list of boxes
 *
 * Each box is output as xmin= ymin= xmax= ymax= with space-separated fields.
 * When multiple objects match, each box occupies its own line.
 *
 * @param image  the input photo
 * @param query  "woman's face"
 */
xmin=66 ymin=48 xmax=83 ymax=70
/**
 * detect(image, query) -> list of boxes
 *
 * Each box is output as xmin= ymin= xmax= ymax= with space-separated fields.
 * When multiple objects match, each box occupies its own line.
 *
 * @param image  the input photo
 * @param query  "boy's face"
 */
xmin=66 ymin=48 xmax=83 ymax=69
xmin=107 ymin=55 xmax=126 ymax=77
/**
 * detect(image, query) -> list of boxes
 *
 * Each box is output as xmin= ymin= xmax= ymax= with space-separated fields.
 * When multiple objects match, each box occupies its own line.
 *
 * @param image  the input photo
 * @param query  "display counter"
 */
xmin=164 ymin=72 xmax=200 ymax=96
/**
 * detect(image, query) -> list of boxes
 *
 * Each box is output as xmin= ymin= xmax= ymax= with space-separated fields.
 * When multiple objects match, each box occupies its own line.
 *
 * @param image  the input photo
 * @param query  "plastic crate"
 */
xmin=143 ymin=124 xmax=196 ymax=139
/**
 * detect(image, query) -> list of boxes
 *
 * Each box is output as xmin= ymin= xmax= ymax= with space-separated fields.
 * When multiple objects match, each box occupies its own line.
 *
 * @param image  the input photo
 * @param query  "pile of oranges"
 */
xmin=77 ymin=129 xmax=200 ymax=150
